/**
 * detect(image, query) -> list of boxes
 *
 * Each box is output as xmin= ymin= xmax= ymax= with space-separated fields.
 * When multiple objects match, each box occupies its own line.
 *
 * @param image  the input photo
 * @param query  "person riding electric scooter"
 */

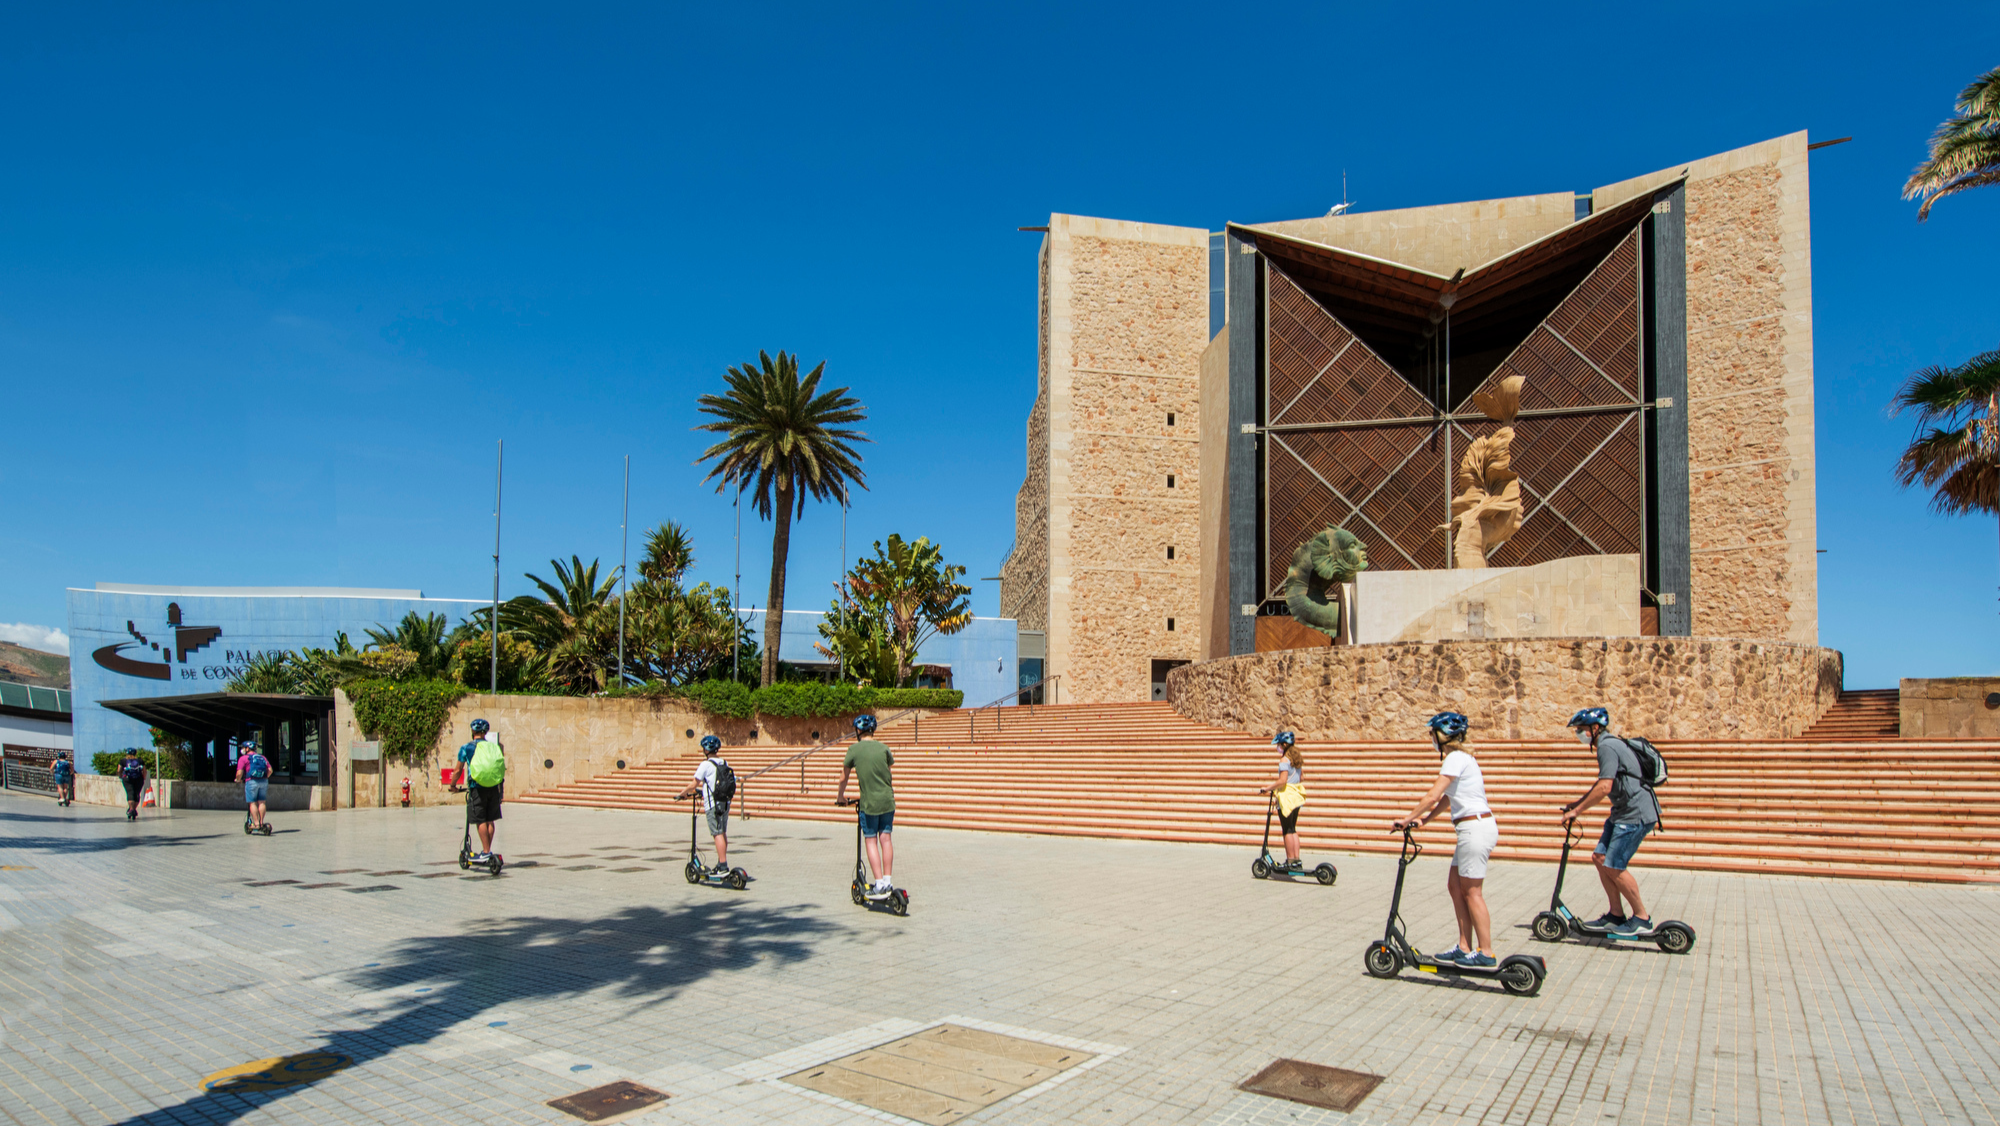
xmin=676 ymin=736 xmax=747 ymax=889
xmin=1252 ymin=732 xmax=1335 ymax=884
xmin=835 ymin=714 xmax=905 ymax=911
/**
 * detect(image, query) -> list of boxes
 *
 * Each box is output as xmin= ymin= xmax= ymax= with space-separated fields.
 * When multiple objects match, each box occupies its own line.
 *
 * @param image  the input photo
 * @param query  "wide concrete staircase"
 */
xmin=515 ymin=701 xmax=1999 ymax=883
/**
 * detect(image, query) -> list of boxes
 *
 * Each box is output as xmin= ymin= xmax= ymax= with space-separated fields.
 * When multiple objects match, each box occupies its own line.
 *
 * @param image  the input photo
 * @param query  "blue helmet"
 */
xmin=470 ymin=718 xmax=490 ymax=735
xmin=700 ymin=735 xmax=721 ymax=754
xmin=1271 ymin=731 xmax=1295 ymax=748
xmin=853 ymin=714 xmax=878 ymax=735
xmin=1567 ymin=707 xmax=1610 ymax=730
xmin=1427 ymin=712 xmax=1469 ymax=741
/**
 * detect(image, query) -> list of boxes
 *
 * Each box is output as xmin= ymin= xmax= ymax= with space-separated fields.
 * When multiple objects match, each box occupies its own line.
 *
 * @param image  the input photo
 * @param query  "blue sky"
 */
xmin=1 ymin=3 xmax=1994 ymax=689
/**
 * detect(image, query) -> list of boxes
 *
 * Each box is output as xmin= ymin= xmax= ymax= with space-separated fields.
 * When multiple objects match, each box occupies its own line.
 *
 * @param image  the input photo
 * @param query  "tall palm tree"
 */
xmin=1893 ymin=349 xmax=2000 ymax=516
xmin=694 ymin=350 xmax=869 ymax=686
xmin=1904 ymin=65 xmax=2000 ymax=220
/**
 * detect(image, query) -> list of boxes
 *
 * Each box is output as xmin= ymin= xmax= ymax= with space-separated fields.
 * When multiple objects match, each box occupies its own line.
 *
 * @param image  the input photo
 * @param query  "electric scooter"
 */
xmin=677 ymin=796 xmax=748 ymax=890
xmin=1363 ymin=824 xmax=1546 ymax=996
xmin=1532 ymin=821 xmax=1695 ymax=953
xmin=1250 ymin=794 xmax=1336 ymax=885
xmin=242 ymin=817 xmax=273 ymax=836
xmin=457 ymin=817 xmax=504 ymax=875
xmin=838 ymin=799 xmax=908 ymax=915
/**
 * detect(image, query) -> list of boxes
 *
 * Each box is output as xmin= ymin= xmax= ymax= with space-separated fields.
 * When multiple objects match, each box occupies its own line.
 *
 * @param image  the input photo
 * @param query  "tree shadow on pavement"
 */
xmin=112 ymin=897 xmax=848 ymax=1125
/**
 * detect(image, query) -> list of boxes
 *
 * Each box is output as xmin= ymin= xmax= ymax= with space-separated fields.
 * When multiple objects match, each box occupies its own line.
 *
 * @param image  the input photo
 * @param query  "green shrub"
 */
xmin=750 ymin=681 xmax=872 ymax=718
xmin=346 ymin=678 xmax=469 ymax=762
xmin=681 ymin=679 xmax=754 ymax=719
xmin=869 ymin=687 xmax=964 ymax=710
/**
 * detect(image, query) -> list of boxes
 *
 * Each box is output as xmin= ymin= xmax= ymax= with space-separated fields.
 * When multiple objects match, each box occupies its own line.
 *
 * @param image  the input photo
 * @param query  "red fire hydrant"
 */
xmin=399 ymin=777 xmax=412 ymax=807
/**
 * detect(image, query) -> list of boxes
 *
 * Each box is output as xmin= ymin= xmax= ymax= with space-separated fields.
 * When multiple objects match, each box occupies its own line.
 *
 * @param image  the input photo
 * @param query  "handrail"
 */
xmin=963 ymin=673 xmax=1059 ymax=740
xmin=736 ymin=675 xmax=1062 ymax=814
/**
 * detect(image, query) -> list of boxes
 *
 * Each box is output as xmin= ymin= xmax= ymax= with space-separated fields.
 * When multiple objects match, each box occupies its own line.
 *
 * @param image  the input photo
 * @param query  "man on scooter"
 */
xmin=1393 ymin=712 xmax=1498 ymax=968
xmin=1560 ymin=707 xmax=1661 ymax=936
xmin=676 ymin=736 xmax=733 ymax=876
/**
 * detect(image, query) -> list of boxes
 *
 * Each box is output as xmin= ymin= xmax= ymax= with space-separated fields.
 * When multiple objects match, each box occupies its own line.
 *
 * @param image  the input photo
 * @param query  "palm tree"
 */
xmin=364 ymin=612 xmax=453 ymax=679
xmin=694 ymin=350 xmax=869 ymax=687
xmin=1904 ymin=65 xmax=2000 ymax=220
xmin=500 ymin=557 xmax=620 ymax=693
xmin=1893 ymin=350 xmax=2000 ymax=516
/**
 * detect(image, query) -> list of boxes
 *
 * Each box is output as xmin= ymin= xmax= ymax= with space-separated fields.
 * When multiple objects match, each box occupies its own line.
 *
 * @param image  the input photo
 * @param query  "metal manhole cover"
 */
xmin=546 ymin=1079 xmax=668 ymax=1122
xmin=1239 ymin=1059 xmax=1383 ymax=1112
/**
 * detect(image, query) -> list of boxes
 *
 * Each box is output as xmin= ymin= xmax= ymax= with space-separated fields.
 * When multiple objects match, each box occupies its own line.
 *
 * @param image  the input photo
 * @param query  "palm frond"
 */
xmin=1904 ymin=65 xmax=2000 ymax=219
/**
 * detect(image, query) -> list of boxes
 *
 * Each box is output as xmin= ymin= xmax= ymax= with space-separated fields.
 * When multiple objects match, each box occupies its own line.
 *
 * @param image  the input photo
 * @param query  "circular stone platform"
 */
xmin=1165 ymin=637 xmax=1843 ymax=741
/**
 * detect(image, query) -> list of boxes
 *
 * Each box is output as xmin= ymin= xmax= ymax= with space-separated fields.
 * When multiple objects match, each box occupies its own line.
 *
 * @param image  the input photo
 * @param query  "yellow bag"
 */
xmin=1276 ymin=783 xmax=1307 ymax=817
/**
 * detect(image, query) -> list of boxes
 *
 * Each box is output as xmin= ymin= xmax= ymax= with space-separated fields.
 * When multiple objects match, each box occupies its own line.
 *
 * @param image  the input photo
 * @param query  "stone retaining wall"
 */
xmin=1899 ymin=677 xmax=2000 ymax=739
xmin=1166 ymin=637 xmax=1842 ymax=741
xmin=335 ymin=691 xmax=951 ymax=809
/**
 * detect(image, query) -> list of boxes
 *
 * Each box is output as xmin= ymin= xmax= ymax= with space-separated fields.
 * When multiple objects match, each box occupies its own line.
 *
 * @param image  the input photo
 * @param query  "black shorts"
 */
xmin=1278 ymin=806 xmax=1301 ymax=834
xmin=466 ymin=782 xmax=504 ymax=824
xmin=122 ymin=777 xmax=144 ymax=801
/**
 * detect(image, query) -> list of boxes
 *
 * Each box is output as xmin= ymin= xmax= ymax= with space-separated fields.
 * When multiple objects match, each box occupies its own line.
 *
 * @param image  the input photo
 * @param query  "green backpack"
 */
xmin=467 ymin=739 xmax=506 ymax=787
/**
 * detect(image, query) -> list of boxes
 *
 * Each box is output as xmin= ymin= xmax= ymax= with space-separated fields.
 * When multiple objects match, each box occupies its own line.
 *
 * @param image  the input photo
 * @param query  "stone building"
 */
xmin=1000 ymin=132 xmax=1821 ymax=708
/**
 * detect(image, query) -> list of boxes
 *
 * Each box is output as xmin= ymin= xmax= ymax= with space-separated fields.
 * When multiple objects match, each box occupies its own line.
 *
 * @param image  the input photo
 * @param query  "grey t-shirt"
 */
xmin=1596 ymin=735 xmax=1660 ymax=825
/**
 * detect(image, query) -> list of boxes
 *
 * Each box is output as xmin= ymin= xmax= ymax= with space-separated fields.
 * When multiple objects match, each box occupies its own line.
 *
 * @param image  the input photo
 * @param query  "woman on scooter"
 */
xmin=1255 ymin=732 xmax=1308 ymax=871
xmin=1392 ymin=712 xmax=1498 ymax=968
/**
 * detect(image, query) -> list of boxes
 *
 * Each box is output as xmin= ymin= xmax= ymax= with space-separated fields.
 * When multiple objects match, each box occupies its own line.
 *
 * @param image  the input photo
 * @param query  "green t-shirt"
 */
xmin=842 ymin=739 xmax=895 ymax=815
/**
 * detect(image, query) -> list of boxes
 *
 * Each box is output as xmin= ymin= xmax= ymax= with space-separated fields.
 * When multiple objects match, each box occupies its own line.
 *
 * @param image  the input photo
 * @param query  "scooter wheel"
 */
xmin=243 ymin=821 xmax=253 ymax=836
xmin=1532 ymin=911 xmax=1569 ymax=943
xmin=850 ymin=880 xmax=866 ymax=906
xmin=1314 ymin=864 xmax=1337 ymax=885
xmin=683 ymin=861 xmax=703 ymax=885
xmin=1499 ymin=960 xmax=1544 ymax=997
xmin=458 ymin=849 xmax=472 ymax=871
xmin=729 ymin=869 xmax=748 ymax=890
xmin=1363 ymin=941 xmax=1401 ymax=978
xmin=261 ymin=824 xmax=274 ymax=836
xmin=488 ymin=854 xmax=505 ymax=876
xmin=1251 ymin=858 xmax=1271 ymax=879
xmin=1654 ymin=923 xmax=1696 ymax=955
xmin=889 ymin=890 xmax=909 ymax=916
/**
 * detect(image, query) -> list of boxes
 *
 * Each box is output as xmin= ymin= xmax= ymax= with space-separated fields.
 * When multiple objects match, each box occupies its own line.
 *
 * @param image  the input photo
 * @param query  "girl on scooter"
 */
xmin=1255 ymin=732 xmax=1308 ymax=871
xmin=1392 ymin=712 xmax=1498 ymax=968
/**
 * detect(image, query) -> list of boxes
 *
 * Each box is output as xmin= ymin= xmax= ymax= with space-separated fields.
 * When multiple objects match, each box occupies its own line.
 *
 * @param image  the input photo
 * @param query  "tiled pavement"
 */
xmin=1 ymin=790 xmax=1997 ymax=1125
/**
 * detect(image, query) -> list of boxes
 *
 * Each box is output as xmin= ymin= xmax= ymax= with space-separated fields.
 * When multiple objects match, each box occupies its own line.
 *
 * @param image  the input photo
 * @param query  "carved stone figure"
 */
xmin=1284 ymin=528 xmax=1369 ymax=637
xmin=1444 ymin=427 xmax=1523 ymax=568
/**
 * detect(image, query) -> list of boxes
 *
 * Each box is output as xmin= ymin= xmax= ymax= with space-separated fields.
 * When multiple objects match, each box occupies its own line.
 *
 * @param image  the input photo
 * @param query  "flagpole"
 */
xmin=491 ymin=440 xmax=503 ymax=693
xmin=618 ymin=454 xmax=629 ymax=686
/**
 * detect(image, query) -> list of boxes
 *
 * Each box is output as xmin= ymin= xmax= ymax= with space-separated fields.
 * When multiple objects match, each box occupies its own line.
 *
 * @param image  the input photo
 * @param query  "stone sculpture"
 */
xmin=1284 ymin=528 xmax=1369 ymax=638
xmin=1445 ymin=432 xmax=1524 ymax=568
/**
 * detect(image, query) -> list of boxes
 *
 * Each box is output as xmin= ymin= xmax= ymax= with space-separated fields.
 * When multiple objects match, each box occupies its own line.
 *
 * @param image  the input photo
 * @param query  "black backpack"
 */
xmin=710 ymin=759 xmax=736 ymax=806
xmin=120 ymin=758 xmax=145 ymax=782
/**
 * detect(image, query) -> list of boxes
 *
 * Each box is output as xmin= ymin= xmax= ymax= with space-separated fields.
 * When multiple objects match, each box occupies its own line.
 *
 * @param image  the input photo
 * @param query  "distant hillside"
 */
xmin=0 ymin=641 xmax=69 ymax=688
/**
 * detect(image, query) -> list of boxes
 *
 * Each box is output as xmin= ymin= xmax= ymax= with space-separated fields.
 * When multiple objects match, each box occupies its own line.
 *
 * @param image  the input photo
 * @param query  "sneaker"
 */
xmin=1613 ymin=916 xmax=1652 ymax=936
xmin=1585 ymin=913 xmax=1627 ymax=930
xmin=1285 ymin=859 xmax=1304 ymax=871
xmin=1460 ymin=952 xmax=1497 ymax=969
xmin=1432 ymin=947 xmax=1466 ymax=964
xmin=710 ymin=864 xmax=731 ymax=876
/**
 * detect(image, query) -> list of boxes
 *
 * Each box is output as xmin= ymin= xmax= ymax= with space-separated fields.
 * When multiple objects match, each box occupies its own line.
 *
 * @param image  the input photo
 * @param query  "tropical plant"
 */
xmin=622 ymin=581 xmax=741 ymax=687
xmin=225 ymin=634 xmax=366 ymax=695
xmin=345 ymin=679 xmax=470 ymax=762
xmin=363 ymin=612 xmax=453 ymax=679
xmin=447 ymin=631 xmax=544 ymax=693
xmin=694 ymin=350 xmax=870 ymax=687
xmin=1903 ymin=66 xmax=2000 ymax=220
xmin=824 ymin=534 xmax=973 ymax=687
xmin=814 ymin=588 xmax=899 ymax=687
xmin=638 ymin=520 xmax=696 ymax=586
xmin=497 ymin=556 xmax=620 ymax=694
xmin=1892 ymin=349 xmax=2000 ymax=516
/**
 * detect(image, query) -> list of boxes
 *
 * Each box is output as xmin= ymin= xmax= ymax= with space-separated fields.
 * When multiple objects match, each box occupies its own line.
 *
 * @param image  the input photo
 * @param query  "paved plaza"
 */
xmin=2 ymin=790 xmax=1997 ymax=1125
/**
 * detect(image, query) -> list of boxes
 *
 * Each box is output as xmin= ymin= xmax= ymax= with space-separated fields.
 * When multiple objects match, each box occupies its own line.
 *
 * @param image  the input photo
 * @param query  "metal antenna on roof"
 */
xmin=1327 ymin=171 xmax=1355 ymax=216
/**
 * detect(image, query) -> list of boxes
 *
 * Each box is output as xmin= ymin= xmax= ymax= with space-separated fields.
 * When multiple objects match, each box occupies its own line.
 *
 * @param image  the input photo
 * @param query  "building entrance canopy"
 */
xmin=100 ymin=692 xmax=334 ymax=783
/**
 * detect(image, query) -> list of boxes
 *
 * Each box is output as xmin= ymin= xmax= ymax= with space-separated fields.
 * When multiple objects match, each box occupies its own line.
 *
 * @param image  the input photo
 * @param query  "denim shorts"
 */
xmin=244 ymin=779 xmax=269 ymax=803
xmin=859 ymin=809 xmax=894 ymax=837
xmin=1595 ymin=820 xmax=1651 ymax=870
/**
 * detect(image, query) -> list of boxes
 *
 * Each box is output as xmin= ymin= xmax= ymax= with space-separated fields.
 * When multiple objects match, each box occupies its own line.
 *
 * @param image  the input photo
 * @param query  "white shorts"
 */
xmin=1452 ymin=816 xmax=1499 ymax=879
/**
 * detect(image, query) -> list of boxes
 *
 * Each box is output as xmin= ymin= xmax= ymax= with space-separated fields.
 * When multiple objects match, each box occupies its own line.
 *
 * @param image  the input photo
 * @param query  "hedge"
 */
xmin=346 ymin=678 xmax=470 ymax=762
xmin=601 ymin=681 xmax=963 ymax=717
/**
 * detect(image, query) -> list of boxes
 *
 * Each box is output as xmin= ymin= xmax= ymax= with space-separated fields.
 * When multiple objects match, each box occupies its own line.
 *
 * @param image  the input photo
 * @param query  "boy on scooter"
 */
xmin=1560 ymin=707 xmax=1660 ymax=935
xmin=676 ymin=736 xmax=733 ymax=876
xmin=835 ymin=714 xmax=896 ymax=897
xmin=52 ymin=752 xmax=75 ymax=807
xmin=461 ymin=719 xmax=505 ymax=862
xmin=236 ymin=738 xmax=273 ymax=831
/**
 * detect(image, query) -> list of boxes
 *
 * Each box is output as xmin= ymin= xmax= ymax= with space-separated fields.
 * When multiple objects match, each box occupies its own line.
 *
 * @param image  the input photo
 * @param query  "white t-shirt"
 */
xmin=1438 ymin=749 xmax=1491 ymax=820
xmin=692 ymin=758 xmax=726 ymax=803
